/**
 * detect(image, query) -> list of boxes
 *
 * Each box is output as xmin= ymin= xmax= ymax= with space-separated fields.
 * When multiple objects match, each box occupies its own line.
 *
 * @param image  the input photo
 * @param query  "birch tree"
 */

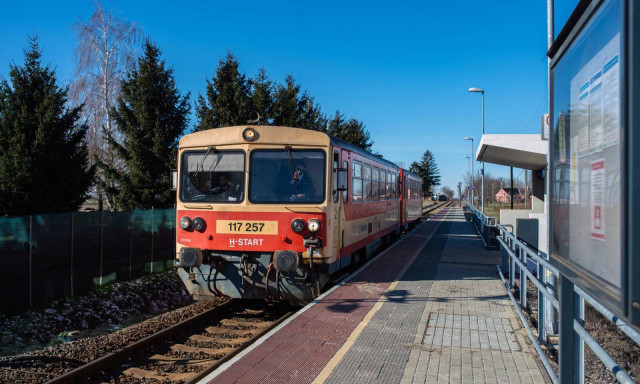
xmin=70 ymin=1 xmax=142 ymax=209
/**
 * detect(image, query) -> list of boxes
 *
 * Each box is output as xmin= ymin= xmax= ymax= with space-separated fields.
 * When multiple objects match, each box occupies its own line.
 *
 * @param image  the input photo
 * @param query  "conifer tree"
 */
xmin=248 ymin=67 xmax=273 ymax=123
xmin=0 ymin=37 xmax=93 ymax=215
xmin=195 ymin=53 xmax=250 ymax=130
xmin=409 ymin=150 xmax=441 ymax=196
xmin=327 ymin=110 xmax=374 ymax=151
xmin=103 ymin=40 xmax=190 ymax=209
xmin=272 ymin=75 xmax=326 ymax=130
xmin=271 ymin=75 xmax=304 ymax=127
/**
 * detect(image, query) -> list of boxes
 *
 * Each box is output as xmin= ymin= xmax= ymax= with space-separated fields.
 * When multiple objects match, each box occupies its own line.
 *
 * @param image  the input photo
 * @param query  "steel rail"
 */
xmin=185 ymin=309 xmax=294 ymax=384
xmin=45 ymin=300 xmax=236 ymax=384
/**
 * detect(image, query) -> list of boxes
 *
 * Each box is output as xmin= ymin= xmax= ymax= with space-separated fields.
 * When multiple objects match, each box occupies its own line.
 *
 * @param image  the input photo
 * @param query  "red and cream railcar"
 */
xmin=399 ymin=168 xmax=423 ymax=230
xmin=174 ymin=125 xmax=408 ymax=304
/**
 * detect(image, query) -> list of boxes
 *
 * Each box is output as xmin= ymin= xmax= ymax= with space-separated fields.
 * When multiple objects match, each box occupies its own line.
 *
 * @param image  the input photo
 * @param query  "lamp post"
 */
xmin=468 ymin=87 xmax=485 ymax=213
xmin=464 ymin=156 xmax=473 ymax=204
xmin=464 ymin=137 xmax=474 ymax=206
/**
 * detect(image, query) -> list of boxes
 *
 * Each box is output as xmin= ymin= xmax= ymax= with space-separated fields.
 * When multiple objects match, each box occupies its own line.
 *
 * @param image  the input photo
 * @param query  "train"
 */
xmin=175 ymin=125 xmax=423 ymax=305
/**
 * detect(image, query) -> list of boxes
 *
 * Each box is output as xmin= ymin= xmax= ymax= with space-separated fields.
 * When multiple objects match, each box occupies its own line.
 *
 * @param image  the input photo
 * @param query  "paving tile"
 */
xmin=207 ymin=208 xmax=550 ymax=384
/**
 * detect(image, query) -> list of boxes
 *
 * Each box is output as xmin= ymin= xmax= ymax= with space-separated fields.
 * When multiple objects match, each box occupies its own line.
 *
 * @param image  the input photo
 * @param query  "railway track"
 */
xmin=37 ymin=201 xmax=451 ymax=384
xmin=45 ymin=300 xmax=294 ymax=384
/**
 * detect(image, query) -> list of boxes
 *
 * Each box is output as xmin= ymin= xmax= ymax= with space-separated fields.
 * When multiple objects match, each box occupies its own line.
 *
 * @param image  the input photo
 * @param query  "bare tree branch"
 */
xmin=70 ymin=1 xmax=142 ymax=209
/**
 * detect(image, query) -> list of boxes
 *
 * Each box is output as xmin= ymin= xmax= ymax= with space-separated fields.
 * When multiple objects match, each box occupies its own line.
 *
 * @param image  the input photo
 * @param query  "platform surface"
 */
xmin=202 ymin=207 xmax=549 ymax=384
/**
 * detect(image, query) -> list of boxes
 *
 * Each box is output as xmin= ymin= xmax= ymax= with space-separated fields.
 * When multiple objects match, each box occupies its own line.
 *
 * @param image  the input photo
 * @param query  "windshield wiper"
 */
xmin=284 ymin=145 xmax=299 ymax=194
xmin=195 ymin=146 xmax=216 ymax=179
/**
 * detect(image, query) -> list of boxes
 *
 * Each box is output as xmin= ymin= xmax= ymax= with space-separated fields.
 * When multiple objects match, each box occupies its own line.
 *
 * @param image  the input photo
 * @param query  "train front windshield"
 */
xmin=180 ymin=150 xmax=245 ymax=203
xmin=249 ymin=149 xmax=325 ymax=204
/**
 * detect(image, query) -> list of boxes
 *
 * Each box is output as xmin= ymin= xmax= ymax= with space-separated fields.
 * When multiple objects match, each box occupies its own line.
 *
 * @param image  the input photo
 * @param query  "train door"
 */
xmin=331 ymin=150 xmax=340 ymax=259
xmin=339 ymin=149 xmax=350 ymax=270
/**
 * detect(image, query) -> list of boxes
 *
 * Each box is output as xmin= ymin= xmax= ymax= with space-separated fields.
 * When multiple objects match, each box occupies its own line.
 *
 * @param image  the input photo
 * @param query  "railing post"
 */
xmin=151 ymin=207 xmax=154 ymax=274
xmin=520 ymin=247 xmax=527 ymax=308
xmin=70 ymin=213 xmax=74 ymax=296
xmin=559 ymin=275 xmax=578 ymax=384
xmin=509 ymin=240 xmax=516 ymax=288
xmin=501 ymin=232 xmax=509 ymax=273
xmin=29 ymin=215 xmax=33 ymax=308
xmin=538 ymin=260 xmax=546 ymax=344
xmin=575 ymin=293 xmax=585 ymax=384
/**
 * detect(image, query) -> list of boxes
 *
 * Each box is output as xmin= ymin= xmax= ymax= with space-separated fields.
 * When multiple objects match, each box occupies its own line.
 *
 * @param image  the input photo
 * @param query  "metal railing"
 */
xmin=493 ymin=219 xmax=638 ymax=384
xmin=465 ymin=203 xmax=498 ymax=249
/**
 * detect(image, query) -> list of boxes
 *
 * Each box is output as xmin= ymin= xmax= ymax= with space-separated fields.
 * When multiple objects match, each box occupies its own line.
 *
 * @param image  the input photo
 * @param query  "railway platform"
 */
xmin=200 ymin=207 xmax=550 ymax=383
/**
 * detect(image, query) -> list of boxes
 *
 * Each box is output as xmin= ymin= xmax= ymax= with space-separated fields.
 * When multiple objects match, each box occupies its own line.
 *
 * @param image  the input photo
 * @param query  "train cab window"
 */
xmin=352 ymin=161 xmax=362 ymax=202
xmin=363 ymin=164 xmax=372 ymax=202
xmin=372 ymin=167 xmax=379 ymax=201
xmin=180 ymin=150 xmax=245 ymax=203
xmin=249 ymin=149 xmax=325 ymax=204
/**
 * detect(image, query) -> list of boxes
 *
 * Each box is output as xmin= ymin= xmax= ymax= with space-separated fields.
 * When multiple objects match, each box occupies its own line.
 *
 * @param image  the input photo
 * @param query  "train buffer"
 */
xmin=199 ymin=207 xmax=550 ymax=383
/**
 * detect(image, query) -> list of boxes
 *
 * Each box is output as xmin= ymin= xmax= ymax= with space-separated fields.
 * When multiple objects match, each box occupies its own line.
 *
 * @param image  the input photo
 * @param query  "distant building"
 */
xmin=495 ymin=187 xmax=524 ymax=203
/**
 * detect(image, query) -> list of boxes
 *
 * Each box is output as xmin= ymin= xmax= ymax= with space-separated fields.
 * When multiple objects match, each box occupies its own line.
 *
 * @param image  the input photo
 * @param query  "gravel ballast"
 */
xmin=0 ymin=270 xmax=222 ymax=383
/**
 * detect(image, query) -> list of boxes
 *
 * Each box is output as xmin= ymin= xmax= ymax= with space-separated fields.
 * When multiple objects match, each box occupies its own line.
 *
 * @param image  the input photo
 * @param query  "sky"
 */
xmin=0 ymin=1 xmax=578 ymax=194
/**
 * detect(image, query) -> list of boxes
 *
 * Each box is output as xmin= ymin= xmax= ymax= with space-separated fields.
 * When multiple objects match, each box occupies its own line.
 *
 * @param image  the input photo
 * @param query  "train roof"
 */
xmin=401 ymin=168 xmax=422 ymax=180
xmin=328 ymin=135 xmax=399 ymax=170
xmin=179 ymin=125 xmax=400 ymax=171
xmin=179 ymin=125 xmax=330 ymax=149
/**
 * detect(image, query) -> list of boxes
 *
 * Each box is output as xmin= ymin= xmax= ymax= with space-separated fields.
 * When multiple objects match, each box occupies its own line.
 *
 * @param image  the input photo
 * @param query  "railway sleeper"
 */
xmin=205 ymin=326 xmax=257 ymax=337
xmin=170 ymin=343 xmax=236 ymax=356
xmin=148 ymin=354 xmax=214 ymax=367
xmin=189 ymin=334 xmax=251 ymax=346
xmin=122 ymin=367 xmax=193 ymax=382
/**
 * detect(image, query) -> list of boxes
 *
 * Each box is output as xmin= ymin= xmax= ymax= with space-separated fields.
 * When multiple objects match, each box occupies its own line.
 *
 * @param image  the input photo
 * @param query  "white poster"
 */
xmin=590 ymin=159 xmax=605 ymax=241
xmin=588 ymin=71 xmax=604 ymax=151
xmin=602 ymin=54 xmax=620 ymax=148
xmin=570 ymin=136 xmax=580 ymax=204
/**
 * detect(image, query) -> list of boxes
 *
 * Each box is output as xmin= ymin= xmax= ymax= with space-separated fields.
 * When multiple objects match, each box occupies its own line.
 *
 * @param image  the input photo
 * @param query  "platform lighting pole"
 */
xmin=464 ymin=155 xmax=472 ymax=204
xmin=468 ymin=87 xmax=485 ymax=213
xmin=464 ymin=137 xmax=474 ymax=206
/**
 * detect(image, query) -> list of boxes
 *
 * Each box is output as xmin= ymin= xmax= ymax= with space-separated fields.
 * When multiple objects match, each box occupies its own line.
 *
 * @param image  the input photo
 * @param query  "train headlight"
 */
xmin=307 ymin=219 xmax=321 ymax=233
xmin=242 ymin=127 xmax=257 ymax=141
xmin=273 ymin=250 xmax=299 ymax=272
xmin=179 ymin=216 xmax=191 ymax=230
xmin=291 ymin=218 xmax=305 ymax=233
xmin=192 ymin=217 xmax=206 ymax=232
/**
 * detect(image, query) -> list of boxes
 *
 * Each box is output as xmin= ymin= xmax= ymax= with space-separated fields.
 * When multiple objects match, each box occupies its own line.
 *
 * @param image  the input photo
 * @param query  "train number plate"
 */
xmin=216 ymin=220 xmax=278 ymax=235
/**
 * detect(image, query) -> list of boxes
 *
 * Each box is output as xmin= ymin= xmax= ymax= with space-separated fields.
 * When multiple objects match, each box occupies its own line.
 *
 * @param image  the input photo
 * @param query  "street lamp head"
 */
xmin=464 ymin=137 xmax=473 ymax=141
xmin=463 ymin=155 xmax=470 ymax=159
xmin=468 ymin=87 xmax=484 ymax=93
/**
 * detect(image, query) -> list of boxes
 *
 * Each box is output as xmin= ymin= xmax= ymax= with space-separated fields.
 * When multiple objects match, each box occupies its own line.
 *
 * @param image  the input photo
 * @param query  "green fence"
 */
xmin=0 ymin=208 xmax=176 ymax=313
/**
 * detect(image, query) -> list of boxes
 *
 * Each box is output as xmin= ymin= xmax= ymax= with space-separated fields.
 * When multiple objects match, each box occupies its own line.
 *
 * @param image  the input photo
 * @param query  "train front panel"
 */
xmin=174 ymin=126 xmax=336 ymax=304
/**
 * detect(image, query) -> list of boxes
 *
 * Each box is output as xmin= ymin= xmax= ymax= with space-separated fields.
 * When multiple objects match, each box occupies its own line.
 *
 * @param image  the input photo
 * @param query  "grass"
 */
xmin=468 ymin=201 xmax=533 ymax=224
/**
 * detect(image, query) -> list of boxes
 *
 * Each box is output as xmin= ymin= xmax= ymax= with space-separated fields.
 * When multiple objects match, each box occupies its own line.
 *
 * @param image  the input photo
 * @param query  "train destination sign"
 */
xmin=549 ymin=0 xmax=639 ymax=326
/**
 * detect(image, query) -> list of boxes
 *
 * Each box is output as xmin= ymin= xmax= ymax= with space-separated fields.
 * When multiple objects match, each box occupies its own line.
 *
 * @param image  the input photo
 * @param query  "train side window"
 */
xmin=372 ymin=167 xmax=379 ymax=201
xmin=405 ymin=177 xmax=409 ymax=199
xmin=352 ymin=161 xmax=362 ymax=202
xmin=363 ymin=164 xmax=372 ymax=202
xmin=392 ymin=173 xmax=396 ymax=199
xmin=380 ymin=170 xmax=387 ymax=200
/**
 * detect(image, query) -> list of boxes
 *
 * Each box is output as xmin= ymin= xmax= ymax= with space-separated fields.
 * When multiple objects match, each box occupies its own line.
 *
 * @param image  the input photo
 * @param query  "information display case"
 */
xmin=549 ymin=0 xmax=640 ymax=326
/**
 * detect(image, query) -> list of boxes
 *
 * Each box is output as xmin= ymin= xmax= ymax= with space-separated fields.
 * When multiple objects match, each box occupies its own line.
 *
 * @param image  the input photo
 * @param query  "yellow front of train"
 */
xmin=175 ymin=126 xmax=337 ymax=304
